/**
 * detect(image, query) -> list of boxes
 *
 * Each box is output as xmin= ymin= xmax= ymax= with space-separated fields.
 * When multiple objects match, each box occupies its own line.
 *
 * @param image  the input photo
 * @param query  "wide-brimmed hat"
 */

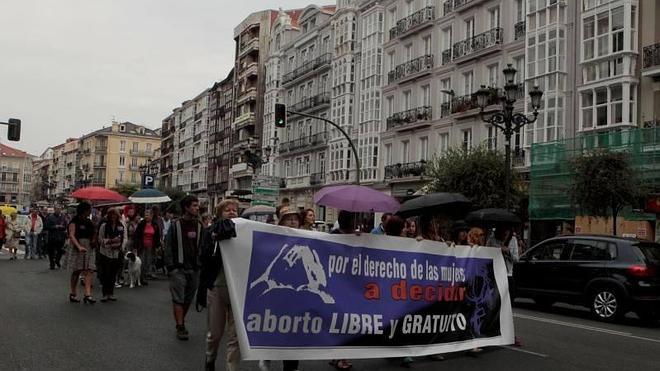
xmin=278 ymin=206 xmax=301 ymax=226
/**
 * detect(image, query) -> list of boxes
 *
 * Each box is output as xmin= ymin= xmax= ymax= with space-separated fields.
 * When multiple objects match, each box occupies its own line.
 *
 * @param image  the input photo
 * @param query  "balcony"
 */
xmin=440 ymin=102 xmax=451 ymax=118
xmin=229 ymin=162 xmax=254 ymax=178
xmin=452 ymin=0 xmax=485 ymax=12
xmin=310 ymin=172 xmax=325 ymax=186
xmin=236 ymin=86 xmax=257 ymax=103
xmin=81 ymin=148 xmax=91 ymax=155
xmin=514 ymin=21 xmax=526 ymax=41
xmin=450 ymin=84 xmax=525 ymax=116
xmin=239 ymin=37 xmax=259 ymax=56
xmin=387 ymin=55 xmax=434 ymax=84
xmin=192 ymin=157 xmax=202 ymax=166
xmin=1 ymin=166 xmax=20 ymax=173
xmin=193 ymin=133 xmax=203 ymax=143
xmin=386 ymin=106 xmax=432 ymax=131
xmin=129 ymin=164 xmax=141 ymax=171
xmin=177 ymin=163 xmax=185 ymax=170
xmin=642 ymin=43 xmax=660 ymax=78
xmin=384 ymin=161 xmax=427 ymax=180
xmin=282 ymin=53 xmax=332 ymax=85
xmin=443 ymin=1 xmax=453 ymax=15
xmin=234 ymin=112 xmax=256 ymax=130
xmin=389 ymin=6 xmax=435 ymax=40
xmin=452 ymin=27 xmax=503 ymax=61
xmin=441 ymin=49 xmax=452 ymax=65
xmin=240 ymin=61 xmax=258 ymax=78
xmin=279 ymin=132 xmax=328 ymax=154
xmin=289 ymin=92 xmax=331 ymax=113
xmin=130 ymin=150 xmax=153 ymax=157
xmin=94 ymin=146 xmax=107 ymax=153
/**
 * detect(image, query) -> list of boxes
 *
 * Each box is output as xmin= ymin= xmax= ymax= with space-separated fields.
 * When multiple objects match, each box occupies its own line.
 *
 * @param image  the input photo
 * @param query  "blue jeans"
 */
xmin=26 ymin=232 xmax=39 ymax=259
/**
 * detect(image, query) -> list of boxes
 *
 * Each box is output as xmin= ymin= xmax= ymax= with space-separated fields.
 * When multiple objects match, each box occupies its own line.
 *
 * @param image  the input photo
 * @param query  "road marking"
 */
xmin=503 ymin=346 xmax=549 ymax=358
xmin=514 ymin=312 xmax=660 ymax=344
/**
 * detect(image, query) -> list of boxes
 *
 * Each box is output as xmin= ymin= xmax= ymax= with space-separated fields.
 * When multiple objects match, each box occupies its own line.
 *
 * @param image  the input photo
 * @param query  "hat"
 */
xmin=278 ymin=206 xmax=301 ymax=226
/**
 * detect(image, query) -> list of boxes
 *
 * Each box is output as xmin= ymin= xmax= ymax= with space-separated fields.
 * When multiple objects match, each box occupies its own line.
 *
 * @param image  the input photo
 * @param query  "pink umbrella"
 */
xmin=313 ymin=185 xmax=400 ymax=213
xmin=71 ymin=187 xmax=127 ymax=202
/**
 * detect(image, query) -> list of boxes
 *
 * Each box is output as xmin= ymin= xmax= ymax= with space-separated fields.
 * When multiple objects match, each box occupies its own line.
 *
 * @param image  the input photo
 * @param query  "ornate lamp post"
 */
xmin=475 ymin=63 xmax=544 ymax=210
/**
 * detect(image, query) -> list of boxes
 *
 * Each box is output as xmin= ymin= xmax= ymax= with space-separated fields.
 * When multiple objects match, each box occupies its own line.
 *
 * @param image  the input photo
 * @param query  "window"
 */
xmin=465 ymin=18 xmax=475 ymax=39
xmin=419 ymin=137 xmax=428 ymax=161
xmin=120 ymin=140 xmax=126 ymax=152
xmin=405 ymin=0 xmax=414 ymax=16
xmin=401 ymin=140 xmax=410 ymax=163
xmin=405 ymin=44 xmax=413 ymax=62
xmin=514 ymin=56 xmax=525 ymax=83
xmin=132 ymin=142 xmax=138 ymax=151
xmin=570 ymin=240 xmax=616 ymax=261
xmin=462 ymin=129 xmax=472 ymax=150
xmin=487 ymin=126 xmax=497 ymax=150
xmin=487 ymin=64 xmax=499 ymax=88
xmin=131 ymin=157 xmax=138 ymax=166
xmin=438 ymin=133 xmax=449 ymax=153
xmin=386 ymin=96 xmax=394 ymax=116
xmin=423 ymin=35 xmax=432 ymax=56
xmin=146 ymin=143 xmax=152 ymax=152
xmin=529 ymin=241 xmax=570 ymax=261
xmin=488 ymin=6 xmax=500 ymax=29
xmin=463 ymin=71 xmax=473 ymax=94
xmin=516 ymin=0 xmax=524 ymax=22
xmin=421 ymin=85 xmax=431 ymax=107
xmin=118 ymin=171 xmax=124 ymax=182
xmin=385 ymin=143 xmax=393 ymax=165
xmin=119 ymin=156 xmax=125 ymax=167
xmin=403 ymin=90 xmax=412 ymax=110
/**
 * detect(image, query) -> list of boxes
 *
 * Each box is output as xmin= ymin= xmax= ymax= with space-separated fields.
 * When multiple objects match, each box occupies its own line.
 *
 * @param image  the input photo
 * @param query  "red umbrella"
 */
xmin=71 ymin=187 xmax=127 ymax=202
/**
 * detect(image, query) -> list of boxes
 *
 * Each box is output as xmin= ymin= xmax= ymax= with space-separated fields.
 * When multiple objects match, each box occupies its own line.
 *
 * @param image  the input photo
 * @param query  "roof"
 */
xmin=0 ymin=143 xmax=29 ymax=158
xmin=82 ymin=121 xmax=159 ymax=139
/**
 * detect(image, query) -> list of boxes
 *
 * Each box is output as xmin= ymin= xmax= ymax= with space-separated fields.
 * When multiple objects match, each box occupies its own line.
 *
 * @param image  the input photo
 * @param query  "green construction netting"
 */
xmin=530 ymin=127 xmax=660 ymax=221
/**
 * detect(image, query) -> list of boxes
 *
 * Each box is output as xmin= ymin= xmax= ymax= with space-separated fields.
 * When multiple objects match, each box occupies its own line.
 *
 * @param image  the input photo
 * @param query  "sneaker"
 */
xmin=115 ymin=283 xmax=123 ymax=289
xmin=176 ymin=325 xmax=189 ymax=340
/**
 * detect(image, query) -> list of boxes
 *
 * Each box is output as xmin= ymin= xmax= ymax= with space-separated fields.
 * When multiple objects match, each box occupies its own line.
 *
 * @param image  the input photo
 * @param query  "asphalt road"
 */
xmin=1 ymin=248 xmax=659 ymax=371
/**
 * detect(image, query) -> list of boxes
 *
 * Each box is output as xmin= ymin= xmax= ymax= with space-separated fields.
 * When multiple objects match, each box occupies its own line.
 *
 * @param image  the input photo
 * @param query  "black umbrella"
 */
xmin=465 ymin=208 xmax=521 ymax=225
xmin=396 ymin=193 xmax=471 ymax=218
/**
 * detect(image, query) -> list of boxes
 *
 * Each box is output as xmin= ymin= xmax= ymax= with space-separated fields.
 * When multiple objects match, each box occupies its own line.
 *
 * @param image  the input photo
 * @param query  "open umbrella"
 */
xmin=129 ymin=189 xmax=171 ymax=204
xmin=313 ymin=185 xmax=400 ymax=213
xmin=466 ymin=208 xmax=521 ymax=225
xmin=396 ymin=192 xmax=471 ymax=218
xmin=242 ymin=205 xmax=276 ymax=217
xmin=71 ymin=187 xmax=127 ymax=202
xmin=0 ymin=205 xmax=17 ymax=216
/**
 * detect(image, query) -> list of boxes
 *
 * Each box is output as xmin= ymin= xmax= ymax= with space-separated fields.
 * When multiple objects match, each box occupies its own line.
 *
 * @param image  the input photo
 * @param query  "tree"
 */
xmin=111 ymin=183 xmax=139 ymax=197
xmin=424 ymin=145 xmax=521 ymax=210
xmin=570 ymin=149 xmax=640 ymax=236
xmin=162 ymin=187 xmax=186 ymax=215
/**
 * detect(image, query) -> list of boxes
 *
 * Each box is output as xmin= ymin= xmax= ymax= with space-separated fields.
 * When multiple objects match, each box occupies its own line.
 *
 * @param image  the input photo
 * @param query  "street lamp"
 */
xmin=475 ymin=63 xmax=544 ymax=210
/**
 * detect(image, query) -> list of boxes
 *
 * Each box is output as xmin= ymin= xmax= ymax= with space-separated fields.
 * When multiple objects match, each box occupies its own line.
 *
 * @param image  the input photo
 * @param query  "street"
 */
xmin=1 ymin=249 xmax=659 ymax=371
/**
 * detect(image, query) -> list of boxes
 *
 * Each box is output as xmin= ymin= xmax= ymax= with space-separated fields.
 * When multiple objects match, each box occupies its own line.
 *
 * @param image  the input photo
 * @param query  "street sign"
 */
xmin=142 ymin=174 xmax=155 ymax=189
xmin=252 ymin=176 xmax=280 ymax=207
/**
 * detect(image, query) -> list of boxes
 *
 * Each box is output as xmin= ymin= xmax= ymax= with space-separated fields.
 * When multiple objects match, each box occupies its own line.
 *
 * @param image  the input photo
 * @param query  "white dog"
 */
xmin=125 ymin=252 xmax=142 ymax=288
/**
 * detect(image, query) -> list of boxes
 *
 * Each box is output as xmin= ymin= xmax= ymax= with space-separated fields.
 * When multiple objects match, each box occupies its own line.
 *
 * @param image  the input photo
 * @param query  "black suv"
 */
xmin=513 ymin=235 xmax=660 ymax=322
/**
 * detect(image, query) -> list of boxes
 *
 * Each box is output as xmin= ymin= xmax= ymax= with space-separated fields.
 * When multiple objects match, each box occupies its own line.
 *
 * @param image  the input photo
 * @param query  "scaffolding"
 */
xmin=530 ymin=127 xmax=660 ymax=221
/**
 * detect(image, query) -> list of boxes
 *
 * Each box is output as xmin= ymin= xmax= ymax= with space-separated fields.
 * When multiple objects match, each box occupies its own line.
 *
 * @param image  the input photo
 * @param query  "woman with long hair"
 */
xmin=134 ymin=209 xmax=161 ymax=283
xmin=301 ymin=208 xmax=316 ymax=230
xmin=97 ymin=208 xmax=124 ymax=302
xmin=67 ymin=202 xmax=97 ymax=304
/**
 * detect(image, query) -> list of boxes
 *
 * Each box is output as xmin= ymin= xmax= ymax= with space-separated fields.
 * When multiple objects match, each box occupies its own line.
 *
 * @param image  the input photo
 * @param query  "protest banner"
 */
xmin=221 ymin=219 xmax=514 ymax=360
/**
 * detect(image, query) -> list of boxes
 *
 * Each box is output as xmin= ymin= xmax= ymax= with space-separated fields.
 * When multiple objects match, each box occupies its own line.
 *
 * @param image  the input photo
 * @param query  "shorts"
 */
xmin=170 ymin=269 xmax=200 ymax=305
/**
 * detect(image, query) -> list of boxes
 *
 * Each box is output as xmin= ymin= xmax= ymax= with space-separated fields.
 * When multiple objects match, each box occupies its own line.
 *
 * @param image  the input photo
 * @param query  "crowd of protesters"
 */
xmin=0 ymin=196 xmax=525 ymax=371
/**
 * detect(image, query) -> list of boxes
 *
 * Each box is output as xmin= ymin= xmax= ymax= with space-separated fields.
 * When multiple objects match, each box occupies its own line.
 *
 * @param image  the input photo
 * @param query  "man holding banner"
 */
xmin=218 ymin=218 xmax=514 ymax=362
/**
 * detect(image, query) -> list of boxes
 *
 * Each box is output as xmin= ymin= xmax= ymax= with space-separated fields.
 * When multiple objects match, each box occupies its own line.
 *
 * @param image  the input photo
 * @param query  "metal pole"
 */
xmin=504 ymin=129 xmax=512 ymax=211
xmin=287 ymin=110 xmax=361 ymax=185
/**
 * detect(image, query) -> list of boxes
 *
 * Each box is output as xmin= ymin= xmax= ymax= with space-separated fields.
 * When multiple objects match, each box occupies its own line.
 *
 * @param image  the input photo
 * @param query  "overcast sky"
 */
xmin=0 ymin=0 xmax=329 ymax=156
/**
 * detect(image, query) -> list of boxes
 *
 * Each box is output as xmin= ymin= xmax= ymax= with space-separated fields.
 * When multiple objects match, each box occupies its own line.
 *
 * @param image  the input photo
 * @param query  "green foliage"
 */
xmin=111 ymin=183 xmax=139 ymax=197
xmin=162 ymin=187 xmax=186 ymax=215
xmin=570 ymin=149 xmax=640 ymax=227
xmin=424 ymin=145 xmax=520 ymax=210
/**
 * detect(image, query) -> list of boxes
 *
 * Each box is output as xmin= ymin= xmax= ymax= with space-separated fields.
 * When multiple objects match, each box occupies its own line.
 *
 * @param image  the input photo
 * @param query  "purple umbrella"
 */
xmin=313 ymin=185 xmax=400 ymax=213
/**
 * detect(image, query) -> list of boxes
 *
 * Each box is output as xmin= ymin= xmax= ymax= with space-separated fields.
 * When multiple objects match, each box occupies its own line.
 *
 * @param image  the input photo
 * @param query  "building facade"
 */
xmin=639 ymin=0 xmax=660 ymax=127
xmin=208 ymin=70 xmax=235 ymax=207
xmin=0 ymin=143 xmax=33 ymax=207
xmin=31 ymin=148 xmax=54 ymax=202
xmin=170 ymin=90 xmax=210 ymax=201
xmin=159 ymin=114 xmax=176 ymax=190
xmin=78 ymin=121 xmax=160 ymax=189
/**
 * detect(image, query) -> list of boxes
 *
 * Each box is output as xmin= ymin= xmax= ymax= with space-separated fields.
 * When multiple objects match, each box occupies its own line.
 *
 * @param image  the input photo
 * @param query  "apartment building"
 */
xmin=31 ymin=148 xmax=54 ymax=202
xmin=170 ymin=90 xmax=210 ymax=200
xmin=49 ymin=143 xmax=65 ymax=197
xmin=62 ymin=139 xmax=80 ymax=192
xmin=639 ymin=0 xmax=660 ymax=126
xmin=229 ymin=11 xmax=278 ymax=199
xmin=78 ymin=121 xmax=160 ymax=189
xmin=275 ymin=6 xmax=336 ymax=209
xmin=0 ymin=143 xmax=33 ymax=207
xmin=379 ymin=0 xmax=527 ymax=197
xmin=208 ymin=70 xmax=235 ymax=207
xmin=159 ymin=114 xmax=176 ymax=190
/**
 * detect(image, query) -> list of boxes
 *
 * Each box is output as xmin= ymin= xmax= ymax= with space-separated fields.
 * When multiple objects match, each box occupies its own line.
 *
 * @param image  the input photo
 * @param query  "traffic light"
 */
xmin=274 ymin=103 xmax=287 ymax=128
xmin=7 ymin=118 xmax=21 ymax=141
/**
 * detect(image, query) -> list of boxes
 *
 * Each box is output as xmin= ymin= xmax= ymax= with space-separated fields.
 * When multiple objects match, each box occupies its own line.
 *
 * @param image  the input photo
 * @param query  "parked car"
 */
xmin=513 ymin=235 xmax=660 ymax=322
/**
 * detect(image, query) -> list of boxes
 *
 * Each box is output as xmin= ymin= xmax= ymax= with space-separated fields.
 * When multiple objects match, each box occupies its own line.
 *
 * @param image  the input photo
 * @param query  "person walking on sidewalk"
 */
xmin=66 ymin=202 xmax=97 ymax=304
xmin=164 ymin=195 xmax=203 ymax=340
xmin=5 ymin=212 xmax=20 ymax=261
xmin=45 ymin=206 xmax=67 ymax=269
xmin=25 ymin=208 xmax=43 ymax=260
xmin=134 ymin=209 xmax=161 ymax=283
xmin=97 ymin=208 xmax=124 ymax=302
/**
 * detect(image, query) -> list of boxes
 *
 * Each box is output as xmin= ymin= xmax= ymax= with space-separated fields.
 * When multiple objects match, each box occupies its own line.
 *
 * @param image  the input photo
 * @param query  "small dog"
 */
xmin=126 ymin=252 xmax=142 ymax=288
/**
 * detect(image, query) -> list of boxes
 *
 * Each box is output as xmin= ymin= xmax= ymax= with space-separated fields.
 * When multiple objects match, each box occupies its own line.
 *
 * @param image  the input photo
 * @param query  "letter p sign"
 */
xmin=142 ymin=174 xmax=155 ymax=189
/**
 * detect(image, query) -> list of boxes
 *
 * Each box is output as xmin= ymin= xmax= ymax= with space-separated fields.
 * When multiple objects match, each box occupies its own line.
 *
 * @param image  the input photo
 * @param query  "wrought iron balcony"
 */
xmin=289 ymin=92 xmax=331 ymax=112
xmin=452 ymin=27 xmax=503 ymax=60
xmin=387 ymin=55 xmax=434 ymax=84
xmin=642 ymin=43 xmax=660 ymax=76
xmin=452 ymin=0 xmax=482 ymax=10
xmin=282 ymin=53 xmax=332 ymax=85
xmin=279 ymin=132 xmax=328 ymax=154
xmin=440 ymin=102 xmax=451 ymax=118
xmin=386 ymin=106 xmax=432 ymax=131
xmin=384 ymin=161 xmax=427 ymax=180
xmin=389 ymin=6 xmax=435 ymax=40
xmin=514 ymin=21 xmax=526 ymax=41
xmin=95 ymin=146 xmax=107 ymax=153
xmin=443 ymin=1 xmax=453 ymax=15
xmin=441 ymin=49 xmax=452 ymax=65
xmin=451 ymin=84 xmax=525 ymax=114
xmin=310 ymin=172 xmax=325 ymax=186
